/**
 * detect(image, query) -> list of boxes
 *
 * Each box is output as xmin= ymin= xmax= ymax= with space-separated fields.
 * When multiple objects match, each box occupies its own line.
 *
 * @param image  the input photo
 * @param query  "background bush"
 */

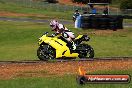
xmin=72 ymin=0 xmax=112 ymax=4
xmin=46 ymin=0 xmax=58 ymax=3
xmin=72 ymin=0 xmax=88 ymax=4
xmin=120 ymin=0 xmax=132 ymax=9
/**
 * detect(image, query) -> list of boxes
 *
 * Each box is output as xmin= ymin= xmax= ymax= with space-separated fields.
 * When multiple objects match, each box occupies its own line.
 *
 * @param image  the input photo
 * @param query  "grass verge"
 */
xmin=0 ymin=2 xmax=73 ymax=20
xmin=0 ymin=70 xmax=131 ymax=88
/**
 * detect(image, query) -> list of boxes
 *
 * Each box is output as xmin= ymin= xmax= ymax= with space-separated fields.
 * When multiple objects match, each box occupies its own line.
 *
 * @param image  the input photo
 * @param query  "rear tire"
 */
xmin=78 ymin=44 xmax=94 ymax=58
xmin=37 ymin=45 xmax=56 ymax=61
xmin=87 ymin=45 xmax=94 ymax=58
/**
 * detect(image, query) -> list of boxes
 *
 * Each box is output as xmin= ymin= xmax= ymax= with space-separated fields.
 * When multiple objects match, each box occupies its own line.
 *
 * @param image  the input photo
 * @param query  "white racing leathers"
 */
xmin=57 ymin=24 xmax=75 ymax=42
xmin=56 ymin=24 xmax=76 ymax=50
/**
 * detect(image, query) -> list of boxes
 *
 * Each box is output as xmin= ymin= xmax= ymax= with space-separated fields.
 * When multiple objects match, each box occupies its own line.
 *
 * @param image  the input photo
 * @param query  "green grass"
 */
xmin=0 ymin=21 xmax=49 ymax=60
xmin=0 ymin=2 xmax=73 ymax=20
xmin=0 ymin=21 xmax=132 ymax=61
xmin=0 ymin=70 xmax=131 ymax=88
xmin=90 ymin=34 xmax=132 ymax=57
xmin=124 ymin=19 xmax=132 ymax=24
xmin=74 ymin=28 xmax=132 ymax=58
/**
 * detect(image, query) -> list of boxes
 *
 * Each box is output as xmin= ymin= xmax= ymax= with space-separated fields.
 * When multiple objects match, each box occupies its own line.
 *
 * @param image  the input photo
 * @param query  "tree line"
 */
xmin=72 ymin=0 xmax=132 ymax=9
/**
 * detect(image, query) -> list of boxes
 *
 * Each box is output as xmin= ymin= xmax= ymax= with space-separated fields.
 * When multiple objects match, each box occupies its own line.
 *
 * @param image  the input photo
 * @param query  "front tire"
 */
xmin=37 ymin=45 xmax=56 ymax=61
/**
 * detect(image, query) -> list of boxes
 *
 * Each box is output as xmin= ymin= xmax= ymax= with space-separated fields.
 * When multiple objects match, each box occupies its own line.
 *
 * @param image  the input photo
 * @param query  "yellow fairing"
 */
xmin=39 ymin=35 xmax=78 ymax=58
xmin=75 ymin=35 xmax=83 ymax=39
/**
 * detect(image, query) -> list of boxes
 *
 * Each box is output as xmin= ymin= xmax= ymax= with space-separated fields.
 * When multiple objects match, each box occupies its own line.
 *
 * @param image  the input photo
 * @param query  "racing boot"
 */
xmin=71 ymin=41 xmax=76 ymax=50
xmin=66 ymin=41 xmax=76 ymax=51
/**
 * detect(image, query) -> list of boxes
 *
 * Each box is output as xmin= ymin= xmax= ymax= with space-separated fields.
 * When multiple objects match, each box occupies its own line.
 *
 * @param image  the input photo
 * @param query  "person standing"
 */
xmin=73 ymin=9 xmax=80 ymax=22
xmin=103 ymin=6 xmax=108 ymax=15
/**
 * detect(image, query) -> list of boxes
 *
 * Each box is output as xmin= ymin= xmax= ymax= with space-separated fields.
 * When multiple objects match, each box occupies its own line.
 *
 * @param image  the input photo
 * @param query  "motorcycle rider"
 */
xmin=50 ymin=20 xmax=76 ymax=50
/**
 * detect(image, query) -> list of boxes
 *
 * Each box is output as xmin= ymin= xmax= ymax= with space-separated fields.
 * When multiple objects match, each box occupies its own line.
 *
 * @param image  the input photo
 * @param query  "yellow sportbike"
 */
xmin=37 ymin=32 xmax=94 ymax=60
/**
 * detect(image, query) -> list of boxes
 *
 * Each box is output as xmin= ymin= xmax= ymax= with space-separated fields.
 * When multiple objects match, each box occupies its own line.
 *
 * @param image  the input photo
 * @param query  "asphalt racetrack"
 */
xmin=0 ymin=17 xmax=132 ymax=27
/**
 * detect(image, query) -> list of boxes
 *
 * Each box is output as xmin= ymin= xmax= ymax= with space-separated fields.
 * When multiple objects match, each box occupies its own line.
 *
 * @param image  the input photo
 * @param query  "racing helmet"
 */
xmin=50 ymin=20 xmax=59 ymax=31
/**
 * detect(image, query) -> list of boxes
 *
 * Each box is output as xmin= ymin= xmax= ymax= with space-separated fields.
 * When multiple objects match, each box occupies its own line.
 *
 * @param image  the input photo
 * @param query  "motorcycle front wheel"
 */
xmin=37 ymin=45 xmax=56 ymax=61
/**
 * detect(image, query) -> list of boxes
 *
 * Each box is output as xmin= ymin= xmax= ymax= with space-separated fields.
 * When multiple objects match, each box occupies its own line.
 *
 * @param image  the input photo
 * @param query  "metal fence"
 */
xmin=1 ymin=0 xmax=132 ymax=15
xmin=121 ymin=9 xmax=132 ymax=16
xmin=1 ymin=0 xmax=89 ymax=12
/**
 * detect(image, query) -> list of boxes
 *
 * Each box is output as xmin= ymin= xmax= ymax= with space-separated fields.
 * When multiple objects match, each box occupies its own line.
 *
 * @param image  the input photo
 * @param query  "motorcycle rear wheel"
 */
xmin=78 ymin=44 xmax=94 ymax=58
xmin=37 ymin=45 xmax=56 ymax=61
xmin=87 ymin=46 xmax=94 ymax=58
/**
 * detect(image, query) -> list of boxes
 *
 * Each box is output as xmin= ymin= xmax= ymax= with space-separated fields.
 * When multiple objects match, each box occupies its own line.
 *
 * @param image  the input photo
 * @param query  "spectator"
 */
xmin=103 ymin=6 xmax=108 ymax=15
xmin=89 ymin=4 xmax=97 ymax=14
xmin=73 ymin=9 xmax=80 ymax=22
xmin=91 ymin=7 xmax=97 ymax=14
